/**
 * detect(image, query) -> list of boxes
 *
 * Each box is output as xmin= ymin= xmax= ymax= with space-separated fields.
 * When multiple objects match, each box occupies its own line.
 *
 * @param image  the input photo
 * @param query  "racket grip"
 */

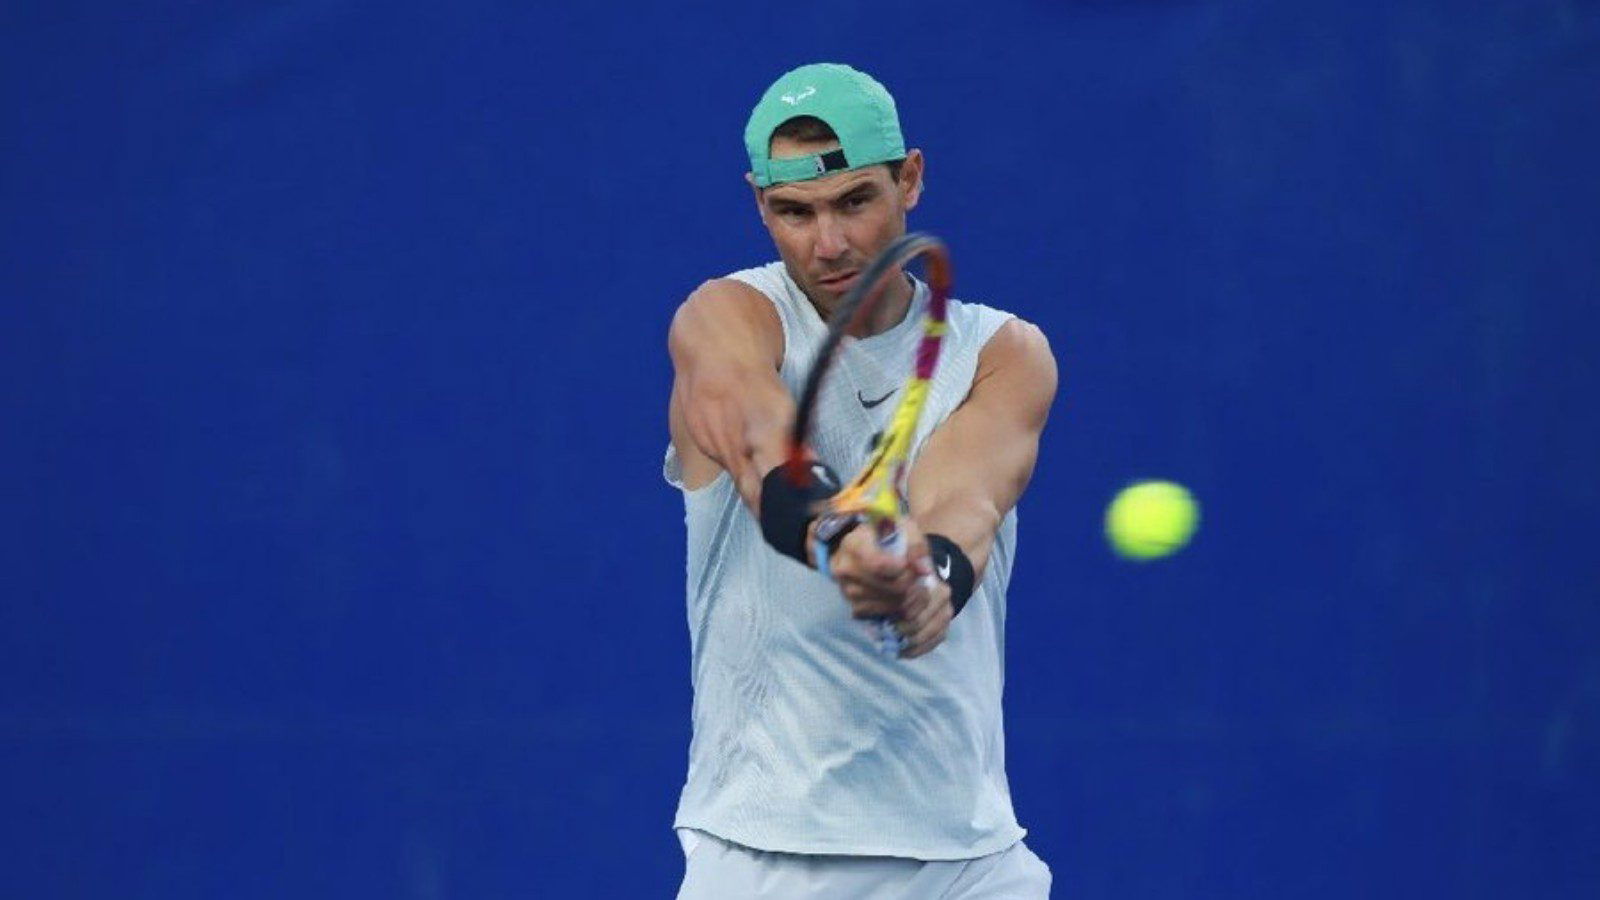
xmin=869 ymin=528 xmax=910 ymax=656
xmin=869 ymin=618 xmax=905 ymax=656
xmin=826 ymin=518 xmax=919 ymax=657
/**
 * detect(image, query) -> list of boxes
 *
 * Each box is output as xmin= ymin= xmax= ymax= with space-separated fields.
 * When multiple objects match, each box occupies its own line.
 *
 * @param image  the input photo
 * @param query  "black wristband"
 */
xmin=926 ymin=533 xmax=976 ymax=615
xmin=759 ymin=463 xmax=841 ymax=566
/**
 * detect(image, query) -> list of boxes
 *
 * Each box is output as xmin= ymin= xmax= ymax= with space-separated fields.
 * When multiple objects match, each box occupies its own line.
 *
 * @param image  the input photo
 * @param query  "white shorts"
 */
xmin=675 ymin=829 xmax=1052 ymax=899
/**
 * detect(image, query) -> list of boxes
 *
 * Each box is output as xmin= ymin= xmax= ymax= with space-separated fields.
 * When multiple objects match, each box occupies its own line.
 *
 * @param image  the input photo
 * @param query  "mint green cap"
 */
xmin=744 ymin=63 xmax=907 ymax=187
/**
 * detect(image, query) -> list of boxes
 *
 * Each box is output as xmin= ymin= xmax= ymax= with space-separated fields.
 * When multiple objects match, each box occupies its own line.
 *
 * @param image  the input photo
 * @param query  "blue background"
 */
xmin=4 ymin=1 xmax=1598 ymax=896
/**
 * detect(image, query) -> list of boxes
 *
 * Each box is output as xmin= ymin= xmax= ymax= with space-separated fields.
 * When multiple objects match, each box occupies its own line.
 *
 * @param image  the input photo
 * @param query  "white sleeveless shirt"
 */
xmin=665 ymin=261 xmax=1024 ymax=860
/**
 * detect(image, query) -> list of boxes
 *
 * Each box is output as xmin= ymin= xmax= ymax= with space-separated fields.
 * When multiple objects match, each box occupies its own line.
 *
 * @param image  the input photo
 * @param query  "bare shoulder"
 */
xmin=973 ymin=317 xmax=1058 ymax=413
xmin=980 ymin=317 xmax=1054 ymax=361
xmin=675 ymin=276 xmax=777 ymax=319
xmin=668 ymin=277 xmax=784 ymax=370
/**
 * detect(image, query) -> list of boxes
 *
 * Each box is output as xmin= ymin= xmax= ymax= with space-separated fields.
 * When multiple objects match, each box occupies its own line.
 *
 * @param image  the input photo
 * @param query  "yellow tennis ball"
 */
xmin=1105 ymin=480 xmax=1199 ymax=560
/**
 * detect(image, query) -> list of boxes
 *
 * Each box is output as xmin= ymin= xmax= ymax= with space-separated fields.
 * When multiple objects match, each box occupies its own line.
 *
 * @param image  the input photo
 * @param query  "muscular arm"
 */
xmin=827 ymin=317 xmax=1056 ymax=657
xmin=907 ymin=318 xmax=1058 ymax=576
xmin=667 ymin=279 xmax=792 ymax=510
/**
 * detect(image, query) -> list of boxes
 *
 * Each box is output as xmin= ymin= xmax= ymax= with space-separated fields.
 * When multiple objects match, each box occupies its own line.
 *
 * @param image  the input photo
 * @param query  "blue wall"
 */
xmin=4 ymin=1 xmax=1597 ymax=896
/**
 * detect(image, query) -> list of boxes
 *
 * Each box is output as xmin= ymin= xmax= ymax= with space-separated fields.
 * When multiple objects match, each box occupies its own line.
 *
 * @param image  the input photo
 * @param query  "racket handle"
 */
xmin=869 ymin=618 xmax=905 ymax=656
xmin=819 ymin=516 xmax=920 ymax=657
xmin=869 ymin=527 xmax=910 ymax=657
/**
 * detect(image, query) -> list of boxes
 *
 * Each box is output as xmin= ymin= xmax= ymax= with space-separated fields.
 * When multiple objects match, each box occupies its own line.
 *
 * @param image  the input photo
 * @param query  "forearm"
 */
xmin=904 ymin=319 xmax=1056 ymax=579
xmin=681 ymin=369 xmax=793 ymax=510
xmin=668 ymin=280 xmax=792 ymax=512
xmin=914 ymin=488 xmax=1004 ymax=577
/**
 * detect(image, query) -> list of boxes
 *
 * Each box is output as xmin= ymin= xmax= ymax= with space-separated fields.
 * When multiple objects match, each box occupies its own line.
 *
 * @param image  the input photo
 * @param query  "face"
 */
xmin=752 ymin=138 xmax=924 ymax=310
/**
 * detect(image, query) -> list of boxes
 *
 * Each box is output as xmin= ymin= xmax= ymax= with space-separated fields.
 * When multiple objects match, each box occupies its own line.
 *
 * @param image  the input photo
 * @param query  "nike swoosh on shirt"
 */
xmin=858 ymin=388 xmax=897 ymax=409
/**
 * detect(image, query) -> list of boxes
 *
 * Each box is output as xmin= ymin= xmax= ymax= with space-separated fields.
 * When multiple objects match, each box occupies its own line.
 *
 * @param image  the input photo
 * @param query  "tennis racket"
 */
xmin=784 ymin=232 xmax=953 ymax=656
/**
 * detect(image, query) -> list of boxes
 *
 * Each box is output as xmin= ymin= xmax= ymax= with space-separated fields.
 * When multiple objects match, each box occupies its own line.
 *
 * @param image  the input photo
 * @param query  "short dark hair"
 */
xmin=770 ymin=115 xmax=906 ymax=182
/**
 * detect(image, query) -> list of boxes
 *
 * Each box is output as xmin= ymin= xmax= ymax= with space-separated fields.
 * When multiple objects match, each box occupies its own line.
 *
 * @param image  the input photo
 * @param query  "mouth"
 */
xmin=815 ymin=270 xmax=859 ymax=293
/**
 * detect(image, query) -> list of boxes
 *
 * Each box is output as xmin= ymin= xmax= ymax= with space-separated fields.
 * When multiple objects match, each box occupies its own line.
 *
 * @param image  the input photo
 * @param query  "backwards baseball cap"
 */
xmin=744 ymin=63 xmax=907 ymax=188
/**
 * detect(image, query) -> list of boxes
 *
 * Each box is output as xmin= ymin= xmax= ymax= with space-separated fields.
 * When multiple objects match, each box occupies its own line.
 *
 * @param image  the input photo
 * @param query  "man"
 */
xmin=666 ymin=63 xmax=1057 ymax=897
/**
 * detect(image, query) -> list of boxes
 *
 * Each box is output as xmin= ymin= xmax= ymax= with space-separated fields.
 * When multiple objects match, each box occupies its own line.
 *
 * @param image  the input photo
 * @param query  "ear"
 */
xmin=745 ymin=172 xmax=769 ymax=226
xmin=898 ymin=149 xmax=926 ymax=212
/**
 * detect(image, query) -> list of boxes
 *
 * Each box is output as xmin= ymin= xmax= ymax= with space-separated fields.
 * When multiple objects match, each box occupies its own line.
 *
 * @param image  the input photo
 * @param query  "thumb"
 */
xmin=904 ymin=533 xmax=932 ymax=573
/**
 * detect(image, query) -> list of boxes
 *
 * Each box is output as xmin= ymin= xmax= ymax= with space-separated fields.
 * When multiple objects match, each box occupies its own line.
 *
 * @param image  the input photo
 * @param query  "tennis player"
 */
xmin=665 ymin=63 xmax=1057 ymax=898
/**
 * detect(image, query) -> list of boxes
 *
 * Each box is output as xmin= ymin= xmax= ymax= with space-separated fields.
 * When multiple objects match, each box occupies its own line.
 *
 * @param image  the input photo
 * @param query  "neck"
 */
xmin=813 ymin=269 xmax=914 ymax=338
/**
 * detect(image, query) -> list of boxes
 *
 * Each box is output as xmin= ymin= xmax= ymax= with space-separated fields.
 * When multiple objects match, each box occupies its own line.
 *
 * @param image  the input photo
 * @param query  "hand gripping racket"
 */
xmin=784 ymin=232 xmax=953 ymax=656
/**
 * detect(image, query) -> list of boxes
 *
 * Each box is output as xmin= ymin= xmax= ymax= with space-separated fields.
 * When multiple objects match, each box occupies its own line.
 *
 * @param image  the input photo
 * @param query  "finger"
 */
xmin=825 ymin=549 xmax=855 ymax=582
xmin=849 ymin=598 xmax=901 ymax=619
xmin=850 ymin=570 xmax=915 ymax=602
xmin=897 ymin=579 xmax=946 ymax=645
xmin=896 ymin=594 xmax=925 ymax=627
xmin=860 ymin=569 xmax=934 ymax=622
xmin=840 ymin=530 xmax=908 ymax=581
xmin=829 ymin=539 xmax=887 ymax=580
xmin=871 ymin=551 xmax=910 ymax=581
xmin=838 ymin=579 xmax=902 ymax=617
xmin=901 ymin=607 xmax=952 ymax=659
xmin=905 ymin=536 xmax=930 ymax=569
xmin=721 ymin=435 xmax=761 ymax=502
xmin=839 ymin=549 xmax=902 ymax=584
xmin=888 ymin=566 xmax=923 ymax=598
xmin=706 ymin=411 xmax=747 ymax=469
xmin=737 ymin=469 xmax=762 ymax=509
xmin=896 ymin=583 xmax=930 ymax=626
xmin=832 ymin=558 xmax=910 ymax=599
xmin=901 ymin=630 xmax=945 ymax=659
xmin=899 ymin=575 xmax=941 ymax=627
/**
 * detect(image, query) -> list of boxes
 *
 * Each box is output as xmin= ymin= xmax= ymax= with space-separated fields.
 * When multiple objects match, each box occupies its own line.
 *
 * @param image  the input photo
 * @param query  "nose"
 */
xmin=814 ymin=213 xmax=848 ymax=261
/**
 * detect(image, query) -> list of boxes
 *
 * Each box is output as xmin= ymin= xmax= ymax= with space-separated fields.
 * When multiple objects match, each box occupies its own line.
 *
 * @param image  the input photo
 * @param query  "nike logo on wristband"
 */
xmin=810 ymin=463 xmax=839 ymax=491
xmin=936 ymin=555 xmax=952 ymax=581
